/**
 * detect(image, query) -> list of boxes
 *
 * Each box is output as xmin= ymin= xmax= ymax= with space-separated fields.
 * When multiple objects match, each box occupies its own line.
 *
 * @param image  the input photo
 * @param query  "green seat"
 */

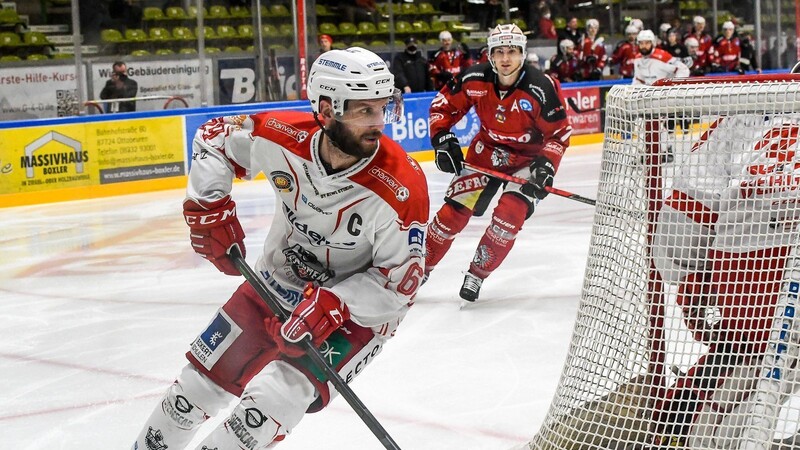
xmin=331 ymin=42 xmax=346 ymax=50
xmin=155 ymin=48 xmax=174 ymax=55
xmin=268 ymin=43 xmax=287 ymax=51
xmin=197 ymin=26 xmax=217 ymax=39
xmin=377 ymin=22 xmax=391 ymax=34
xmin=395 ymin=21 xmax=413 ymax=34
xmin=0 ymin=31 xmax=22 ymax=46
xmin=554 ymin=17 xmax=566 ymax=29
xmin=101 ymin=28 xmax=124 ymax=43
xmin=0 ymin=54 xmax=22 ymax=61
xmin=316 ymin=4 xmax=335 ymax=16
xmin=23 ymin=32 xmax=51 ymax=45
xmin=179 ymin=47 xmax=198 ymax=54
xmin=143 ymin=7 xmax=164 ymax=20
xmin=350 ymin=41 xmax=368 ymax=48
xmin=400 ymin=3 xmax=418 ymax=15
xmin=52 ymin=53 xmax=73 ymax=59
xmin=208 ymin=5 xmax=229 ymax=18
xmin=270 ymin=4 xmax=290 ymax=17
xmin=229 ymin=5 xmax=250 ymax=18
xmin=224 ymin=45 xmax=244 ymax=52
xmin=130 ymin=49 xmax=150 ymax=56
xmin=125 ymin=29 xmax=147 ymax=42
xmin=278 ymin=24 xmax=294 ymax=37
xmin=370 ymin=40 xmax=387 ymax=47
xmin=418 ymin=2 xmax=437 ymax=14
xmin=148 ymin=27 xmax=171 ymax=41
xmin=237 ymin=24 xmax=254 ymax=39
xmin=171 ymin=26 xmax=194 ymax=40
xmin=187 ymin=6 xmax=207 ymax=18
xmin=412 ymin=20 xmax=431 ymax=33
xmin=358 ymin=22 xmax=377 ymax=35
xmin=165 ymin=7 xmax=186 ymax=20
xmin=262 ymin=24 xmax=279 ymax=38
xmin=204 ymin=47 xmax=221 ymax=53
xmin=319 ymin=22 xmax=338 ymax=36
xmin=27 ymin=53 xmax=49 ymax=60
xmin=217 ymin=25 xmax=238 ymax=38
xmin=425 ymin=37 xmax=439 ymax=46
xmin=430 ymin=21 xmax=447 ymax=32
xmin=338 ymin=22 xmax=357 ymax=36
xmin=0 ymin=8 xmax=21 ymax=25
xmin=512 ymin=18 xmax=528 ymax=31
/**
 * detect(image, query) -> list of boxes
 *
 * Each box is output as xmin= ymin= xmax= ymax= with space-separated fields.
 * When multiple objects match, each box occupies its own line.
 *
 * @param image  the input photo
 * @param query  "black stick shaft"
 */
xmin=228 ymin=247 xmax=402 ymax=450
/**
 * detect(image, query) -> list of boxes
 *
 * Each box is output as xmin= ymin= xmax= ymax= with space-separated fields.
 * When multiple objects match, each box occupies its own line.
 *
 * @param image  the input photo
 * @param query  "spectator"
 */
xmin=478 ymin=0 xmax=503 ymax=31
xmin=658 ymin=23 xmax=672 ymax=45
xmin=630 ymin=18 xmax=644 ymax=33
xmin=344 ymin=0 xmax=378 ymax=25
xmin=79 ymin=0 xmax=115 ymax=45
xmin=477 ymin=45 xmax=489 ymax=64
xmin=538 ymin=8 xmax=557 ymax=39
xmin=739 ymin=30 xmax=761 ymax=73
xmin=713 ymin=21 xmax=741 ymax=73
xmin=318 ymin=34 xmax=333 ymax=55
xmin=527 ymin=52 xmax=541 ymax=70
xmin=683 ymin=16 xmax=713 ymax=66
xmin=392 ymin=37 xmax=433 ymax=93
xmin=578 ymin=18 xmax=607 ymax=81
xmin=661 ymin=28 xmax=690 ymax=65
xmin=547 ymin=39 xmax=580 ymax=82
xmin=99 ymin=61 xmax=138 ymax=113
xmin=610 ymin=25 xmax=639 ymax=79
xmin=557 ymin=16 xmax=582 ymax=49
xmin=429 ymin=30 xmax=473 ymax=90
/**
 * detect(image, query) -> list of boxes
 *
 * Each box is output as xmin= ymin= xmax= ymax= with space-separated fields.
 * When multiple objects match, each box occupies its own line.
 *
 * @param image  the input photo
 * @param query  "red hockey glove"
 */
xmin=183 ymin=195 xmax=245 ymax=276
xmin=264 ymin=316 xmax=306 ymax=358
xmin=281 ymin=285 xmax=350 ymax=348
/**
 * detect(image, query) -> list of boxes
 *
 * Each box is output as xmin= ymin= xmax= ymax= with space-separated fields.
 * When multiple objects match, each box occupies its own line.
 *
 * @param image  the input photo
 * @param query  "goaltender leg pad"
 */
xmin=133 ymin=364 xmax=235 ymax=450
xmin=195 ymin=360 xmax=316 ymax=449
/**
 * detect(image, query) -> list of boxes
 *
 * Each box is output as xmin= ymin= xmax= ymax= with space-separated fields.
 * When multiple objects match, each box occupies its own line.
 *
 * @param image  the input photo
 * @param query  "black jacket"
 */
xmin=392 ymin=49 xmax=433 ymax=93
xmin=99 ymin=75 xmax=138 ymax=112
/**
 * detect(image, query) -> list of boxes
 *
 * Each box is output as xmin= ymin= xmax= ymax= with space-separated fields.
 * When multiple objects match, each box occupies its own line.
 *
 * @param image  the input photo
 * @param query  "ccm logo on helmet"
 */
xmin=375 ymin=78 xmax=391 ymax=84
xmin=319 ymin=84 xmax=336 ymax=91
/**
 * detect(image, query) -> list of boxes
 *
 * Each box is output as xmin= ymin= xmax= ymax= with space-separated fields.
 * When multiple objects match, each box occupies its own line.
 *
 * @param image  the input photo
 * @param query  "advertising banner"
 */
xmin=0 ymin=65 xmax=86 ymax=121
xmin=90 ymin=60 xmax=213 ymax=111
xmin=0 ymin=116 xmax=185 ymax=196
xmin=561 ymin=85 xmax=602 ymax=135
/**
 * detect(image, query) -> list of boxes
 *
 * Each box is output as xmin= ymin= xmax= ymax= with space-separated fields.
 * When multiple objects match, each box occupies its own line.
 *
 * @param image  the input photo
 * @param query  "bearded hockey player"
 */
xmin=132 ymin=47 xmax=429 ymax=449
xmin=424 ymin=23 xmax=572 ymax=302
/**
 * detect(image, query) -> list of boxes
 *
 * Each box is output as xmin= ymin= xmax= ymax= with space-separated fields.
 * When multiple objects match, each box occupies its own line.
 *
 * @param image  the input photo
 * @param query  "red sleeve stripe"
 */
xmin=665 ymin=190 xmax=718 ymax=228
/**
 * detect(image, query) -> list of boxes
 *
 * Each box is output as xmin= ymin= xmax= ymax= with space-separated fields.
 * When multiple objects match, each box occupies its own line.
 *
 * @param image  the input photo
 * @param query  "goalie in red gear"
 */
xmin=132 ymin=48 xmax=429 ymax=449
xmin=425 ymin=23 xmax=572 ymax=302
xmin=651 ymin=109 xmax=800 ymax=446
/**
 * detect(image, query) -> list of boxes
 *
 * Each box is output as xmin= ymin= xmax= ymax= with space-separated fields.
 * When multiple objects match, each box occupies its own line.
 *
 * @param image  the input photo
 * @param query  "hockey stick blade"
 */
xmin=567 ymin=97 xmax=602 ymax=114
xmin=463 ymin=162 xmax=597 ymax=206
xmin=228 ymin=247 xmax=402 ymax=450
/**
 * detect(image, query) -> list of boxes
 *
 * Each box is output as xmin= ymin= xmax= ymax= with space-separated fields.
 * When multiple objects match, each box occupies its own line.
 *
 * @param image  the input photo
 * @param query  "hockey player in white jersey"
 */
xmin=632 ymin=29 xmax=690 ymax=86
xmin=651 ymin=105 xmax=800 ymax=447
xmin=132 ymin=47 xmax=429 ymax=449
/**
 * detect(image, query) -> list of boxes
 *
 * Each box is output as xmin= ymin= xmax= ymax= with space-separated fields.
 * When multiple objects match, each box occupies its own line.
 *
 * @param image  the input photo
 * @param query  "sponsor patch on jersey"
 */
xmin=408 ymin=228 xmax=424 ymax=254
xmin=528 ymin=84 xmax=547 ymax=105
xmin=190 ymin=309 xmax=243 ymax=371
xmin=368 ymin=166 xmax=409 ymax=202
xmin=466 ymin=89 xmax=488 ymax=97
xmin=266 ymin=117 xmax=309 ymax=142
xmin=271 ymin=170 xmax=294 ymax=192
xmin=429 ymin=113 xmax=445 ymax=124
xmin=520 ymin=99 xmax=532 ymax=111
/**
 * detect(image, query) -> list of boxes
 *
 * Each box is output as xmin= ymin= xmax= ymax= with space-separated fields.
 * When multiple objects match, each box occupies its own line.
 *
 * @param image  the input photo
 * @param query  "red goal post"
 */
xmin=527 ymin=73 xmax=800 ymax=450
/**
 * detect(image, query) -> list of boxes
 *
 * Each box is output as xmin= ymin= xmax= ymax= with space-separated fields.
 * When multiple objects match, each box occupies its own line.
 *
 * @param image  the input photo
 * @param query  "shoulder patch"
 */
xmin=251 ymin=111 xmax=317 ymax=160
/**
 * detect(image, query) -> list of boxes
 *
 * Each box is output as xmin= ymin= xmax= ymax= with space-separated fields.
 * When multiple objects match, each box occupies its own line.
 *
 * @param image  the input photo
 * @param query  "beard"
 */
xmin=326 ymin=120 xmax=382 ymax=159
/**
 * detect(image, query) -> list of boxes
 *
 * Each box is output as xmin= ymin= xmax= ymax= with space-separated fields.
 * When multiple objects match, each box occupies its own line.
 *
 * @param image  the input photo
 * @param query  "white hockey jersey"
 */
xmin=186 ymin=111 xmax=429 ymax=331
xmin=632 ymin=47 xmax=690 ymax=86
xmin=653 ymin=114 xmax=800 ymax=284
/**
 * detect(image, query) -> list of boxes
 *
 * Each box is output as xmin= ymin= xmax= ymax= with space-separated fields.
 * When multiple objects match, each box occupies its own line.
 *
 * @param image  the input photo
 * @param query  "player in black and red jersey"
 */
xmin=424 ymin=23 xmax=572 ymax=302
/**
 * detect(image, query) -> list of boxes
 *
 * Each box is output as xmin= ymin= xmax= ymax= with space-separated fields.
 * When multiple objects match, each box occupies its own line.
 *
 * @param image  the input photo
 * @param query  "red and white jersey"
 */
xmin=683 ymin=29 xmax=714 ymax=59
xmin=611 ymin=40 xmax=637 ymax=78
xmin=653 ymin=114 xmax=800 ymax=284
xmin=578 ymin=35 xmax=607 ymax=79
xmin=712 ymin=34 xmax=742 ymax=72
xmin=429 ymin=62 xmax=572 ymax=174
xmin=187 ymin=112 xmax=429 ymax=330
xmin=632 ymin=47 xmax=690 ymax=85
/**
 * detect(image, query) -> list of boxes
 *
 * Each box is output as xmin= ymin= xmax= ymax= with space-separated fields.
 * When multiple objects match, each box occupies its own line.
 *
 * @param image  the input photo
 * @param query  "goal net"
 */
xmin=528 ymin=74 xmax=800 ymax=450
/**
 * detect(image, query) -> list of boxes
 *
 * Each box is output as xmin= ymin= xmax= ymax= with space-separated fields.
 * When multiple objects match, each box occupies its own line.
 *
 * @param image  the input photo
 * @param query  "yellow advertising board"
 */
xmin=0 ymin=116 xmax=186 ymax=207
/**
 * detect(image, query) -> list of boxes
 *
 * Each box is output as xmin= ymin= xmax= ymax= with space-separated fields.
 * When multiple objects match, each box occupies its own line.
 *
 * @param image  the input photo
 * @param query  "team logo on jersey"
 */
xmin=266 ymin=117 xmax=309 ymax=142
xmin=283 ymin=244 xmax=335 ymax=283
xmin=475 ymin=141 xmax=485 ymax=154
xmin=144 ymin=427 xmax=168 ymax=450
xmin=472 ymin=244 xmax=494 ymax=269
xmin=270 ymin=171 xmax=294 ymax=192
xmin=519 ymin=99 xmax=532 ymax=111
xmin=491 ymin=147 xmax=514 ymax=167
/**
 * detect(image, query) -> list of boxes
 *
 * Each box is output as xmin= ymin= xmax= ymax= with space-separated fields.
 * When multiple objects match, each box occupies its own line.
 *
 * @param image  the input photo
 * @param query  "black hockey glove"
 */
xmin=432 ymin=131 xmax=463 ymax=174
xmin=521 ymin=156 xmax=555 ymax=200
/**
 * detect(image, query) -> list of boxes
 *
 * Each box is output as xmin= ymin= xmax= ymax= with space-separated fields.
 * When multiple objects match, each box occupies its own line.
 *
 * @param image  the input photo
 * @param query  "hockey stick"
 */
xmin=228 ymin=247 xmax=402 ymax=450
xmin=463 ymin=162 xmax=597 ymax=206
xmin=567 ymin=97 xmax=603 ymax=114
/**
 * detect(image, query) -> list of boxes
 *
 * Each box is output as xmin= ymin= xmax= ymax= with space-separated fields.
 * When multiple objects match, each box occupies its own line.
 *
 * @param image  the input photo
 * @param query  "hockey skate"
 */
xmin=459 ymin=272 xmax=483 ymax=302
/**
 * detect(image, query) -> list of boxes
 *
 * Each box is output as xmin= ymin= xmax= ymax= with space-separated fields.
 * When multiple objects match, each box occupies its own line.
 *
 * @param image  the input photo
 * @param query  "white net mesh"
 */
xmin=529 ymin=76 xmax=800 ymax=450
